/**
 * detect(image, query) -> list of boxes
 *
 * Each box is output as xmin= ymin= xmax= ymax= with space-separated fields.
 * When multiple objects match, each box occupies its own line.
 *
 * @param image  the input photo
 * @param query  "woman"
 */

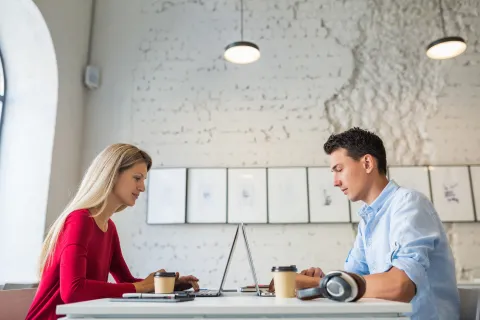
xmin=26 ymin=143 xmax=199 ymax=320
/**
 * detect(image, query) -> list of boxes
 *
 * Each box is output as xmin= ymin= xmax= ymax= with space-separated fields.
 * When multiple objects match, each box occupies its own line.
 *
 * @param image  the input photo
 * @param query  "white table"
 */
xmin=458 ymin=280 xmax=480 ymax=289
xmin=57 ymin=292 xmax=411 ymax=320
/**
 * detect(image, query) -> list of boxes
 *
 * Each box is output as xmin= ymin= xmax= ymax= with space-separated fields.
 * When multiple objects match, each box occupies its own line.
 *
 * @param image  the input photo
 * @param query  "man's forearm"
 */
xmin=295 ymin=274 xmax=321 ymax=289
xmin=363 ymin=268 xmax=415 ymax=302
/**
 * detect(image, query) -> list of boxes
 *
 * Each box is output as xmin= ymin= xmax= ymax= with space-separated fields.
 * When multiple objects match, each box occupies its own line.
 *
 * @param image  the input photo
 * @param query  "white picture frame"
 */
xmin=469 ymin=166 xmax=480 ymax=221
xmin=388 ymin=166 xmax=432 ymax=202
xmin=429 ymin=166 xmax=475 ymax=222
xmin=307 ymin=167 xmax=350 ymax=223
xmin=267 ymin=168 xmax=309 ymax=223
xmin=147 ymin=168 xmax=187 ymax=224
xmin=187 ymin=168 xmax=227 ymax=223
xmin=227 ymin=168 xmax=267 ymax=223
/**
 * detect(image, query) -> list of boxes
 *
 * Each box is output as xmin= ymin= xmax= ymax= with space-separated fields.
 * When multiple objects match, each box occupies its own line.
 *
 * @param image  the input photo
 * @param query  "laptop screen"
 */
xmin=217 ymin=225 xmax=240 ymax=292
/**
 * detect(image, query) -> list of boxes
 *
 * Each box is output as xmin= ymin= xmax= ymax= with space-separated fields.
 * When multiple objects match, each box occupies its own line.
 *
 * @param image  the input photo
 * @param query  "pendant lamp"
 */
xmin=224 ymin=0 xmax=260 ymax=64
xmin=426 ymin=0 xmax=467 ymax=60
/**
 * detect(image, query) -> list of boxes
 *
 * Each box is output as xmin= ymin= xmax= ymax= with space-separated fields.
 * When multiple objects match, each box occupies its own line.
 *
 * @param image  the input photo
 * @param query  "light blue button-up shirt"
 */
xmin=345 ymin=180 xmax=460 ymax=320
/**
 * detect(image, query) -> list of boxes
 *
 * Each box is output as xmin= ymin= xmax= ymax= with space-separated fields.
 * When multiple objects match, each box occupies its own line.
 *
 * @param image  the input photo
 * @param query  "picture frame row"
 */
xmin=146 ymin=165 xmax=480 ymax=224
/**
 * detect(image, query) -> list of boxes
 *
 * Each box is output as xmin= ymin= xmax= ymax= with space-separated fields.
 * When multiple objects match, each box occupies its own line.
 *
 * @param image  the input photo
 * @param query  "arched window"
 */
xmin=0 ymin=48 xmax=5 ymax=136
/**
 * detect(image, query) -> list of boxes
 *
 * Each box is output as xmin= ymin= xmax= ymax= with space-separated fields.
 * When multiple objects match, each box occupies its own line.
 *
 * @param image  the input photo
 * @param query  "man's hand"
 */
xmin=300 ymin=267 xmax=325 ymax=278
xmin=295 ymin=273 xmax=322 ymax=289
xmin=296 ymin=267 xmax=324 ymax=289
xmin=269 ymin=274 xmax=321 ymax=292
xmin=268 ymin=267 xmax=325 ymax=292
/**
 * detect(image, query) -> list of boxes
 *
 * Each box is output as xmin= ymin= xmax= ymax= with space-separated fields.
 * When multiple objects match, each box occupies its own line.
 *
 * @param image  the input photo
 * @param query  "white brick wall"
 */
xmin=84 ymin=0 xmax=480 ymax=288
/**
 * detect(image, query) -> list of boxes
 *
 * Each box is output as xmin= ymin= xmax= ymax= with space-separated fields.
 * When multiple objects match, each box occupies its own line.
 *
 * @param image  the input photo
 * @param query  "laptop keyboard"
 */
xmin=192 ymin=290 xmax=219 ymax=297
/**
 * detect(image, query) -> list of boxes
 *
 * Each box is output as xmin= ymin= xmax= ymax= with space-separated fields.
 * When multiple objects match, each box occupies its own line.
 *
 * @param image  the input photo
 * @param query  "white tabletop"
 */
xmin=458 ymin=280 xmax=480 ymax=289
xmin=57 ymin=292 xmax=411 ymax=318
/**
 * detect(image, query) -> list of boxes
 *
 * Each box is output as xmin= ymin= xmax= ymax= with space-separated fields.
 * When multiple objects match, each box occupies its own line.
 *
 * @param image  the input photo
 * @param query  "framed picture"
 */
xmin=429 ymin=166 xmax=475 ymax=222
xmin=227 ymin=168 xmax=267 ymax=223
xmin=307 ymin=167 xmax=350 ymax=223
xmin=147 ymin=168 xmax=187 ymax=224
xmin=186 ymin=168 xmax=227 ymax=223
xmin=469 ymin=166 xmax=480 ymax=221
xmin=267 ymin=168 xmax=309 ymax=223
xmin=388 ymin=166 xmax=432 ymax=201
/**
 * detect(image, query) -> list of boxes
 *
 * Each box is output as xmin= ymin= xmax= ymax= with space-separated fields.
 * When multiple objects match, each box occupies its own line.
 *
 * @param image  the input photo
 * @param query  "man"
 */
xmin=300 ymin=127 xmax=459 ymax=320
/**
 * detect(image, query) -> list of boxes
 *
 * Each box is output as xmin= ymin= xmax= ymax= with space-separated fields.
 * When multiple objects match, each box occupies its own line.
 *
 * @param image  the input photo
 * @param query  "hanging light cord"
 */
xmin=240 ymin=0 xmax=244 ymax=41
xmin=438 ymin=0 xmax=447 ymax=37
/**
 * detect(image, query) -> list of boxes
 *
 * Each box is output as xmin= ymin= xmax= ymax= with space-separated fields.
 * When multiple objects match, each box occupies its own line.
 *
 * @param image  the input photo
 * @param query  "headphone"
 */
xmin=296 ymin=271 xmax=366 ymax=302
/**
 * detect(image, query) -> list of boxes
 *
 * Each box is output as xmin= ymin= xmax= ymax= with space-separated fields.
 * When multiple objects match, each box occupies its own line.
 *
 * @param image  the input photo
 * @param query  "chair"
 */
xmin=0 ymin=288 xmax=37 ymax=320
xmin=2 ymin=282 xmax=38 ymax=290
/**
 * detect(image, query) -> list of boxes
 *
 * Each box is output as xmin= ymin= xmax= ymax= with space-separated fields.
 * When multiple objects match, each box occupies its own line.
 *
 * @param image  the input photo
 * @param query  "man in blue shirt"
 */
xmin=299 ymin=127 xmax=460 ymax=320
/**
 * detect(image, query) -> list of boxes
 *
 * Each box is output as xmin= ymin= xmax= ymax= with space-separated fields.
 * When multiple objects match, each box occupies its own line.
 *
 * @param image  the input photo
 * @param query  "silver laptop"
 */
xmin=241 ymin=224 xmax=275 ymax=297
xmin=180 ymin=224 xmax=240 ymax=297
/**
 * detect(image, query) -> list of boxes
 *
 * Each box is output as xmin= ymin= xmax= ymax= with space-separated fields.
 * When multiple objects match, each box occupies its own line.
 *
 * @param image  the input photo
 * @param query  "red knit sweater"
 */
xmin=26 ymin=209 xmax=140 ymax=319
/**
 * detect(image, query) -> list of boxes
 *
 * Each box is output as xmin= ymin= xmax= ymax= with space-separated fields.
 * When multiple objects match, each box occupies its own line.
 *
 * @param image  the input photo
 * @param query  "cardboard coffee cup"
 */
xmin=271 ymin=265 xmax=297 ymax=298
xmin=154 ymin=272 xmax=176 ymax=294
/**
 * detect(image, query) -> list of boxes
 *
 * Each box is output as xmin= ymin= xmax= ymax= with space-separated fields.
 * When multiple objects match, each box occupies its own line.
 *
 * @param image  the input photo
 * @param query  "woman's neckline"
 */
xmin=87 ymin=209 xmax=109 ymax=233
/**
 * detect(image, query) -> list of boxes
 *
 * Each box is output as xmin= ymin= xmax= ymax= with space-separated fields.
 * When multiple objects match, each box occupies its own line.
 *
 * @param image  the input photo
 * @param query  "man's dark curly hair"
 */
xmin=323 ymin=127 xmax=387 ymax=175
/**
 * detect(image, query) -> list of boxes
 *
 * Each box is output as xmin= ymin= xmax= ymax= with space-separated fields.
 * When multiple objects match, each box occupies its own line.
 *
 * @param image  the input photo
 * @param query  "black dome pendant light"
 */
xmin=426 ymin=0 xmax=467 ymax=60
xmin=223 ymin=0 xmax=260 ymax=64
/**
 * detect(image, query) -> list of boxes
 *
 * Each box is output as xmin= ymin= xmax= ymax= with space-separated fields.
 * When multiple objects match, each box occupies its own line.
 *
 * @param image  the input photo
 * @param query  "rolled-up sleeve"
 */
xmin=344 ymin=223 xmax=370 ymax=276
xmin=389 ymin=192 xmax=440 ymax=292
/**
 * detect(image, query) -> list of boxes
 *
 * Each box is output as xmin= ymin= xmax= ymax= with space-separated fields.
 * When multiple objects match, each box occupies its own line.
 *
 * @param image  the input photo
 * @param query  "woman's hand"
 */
xmin=174 ymin=272 xmax=200 ymax=292
xmin=133 ymin=269 xmax=166 ymax=293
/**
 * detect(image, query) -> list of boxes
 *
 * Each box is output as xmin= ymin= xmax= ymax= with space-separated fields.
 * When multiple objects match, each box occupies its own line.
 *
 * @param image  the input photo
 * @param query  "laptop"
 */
xmin=177 ymin=224 xmax=240 ymax=297
xmin=241 ymin=224 xmax=275 ymax=297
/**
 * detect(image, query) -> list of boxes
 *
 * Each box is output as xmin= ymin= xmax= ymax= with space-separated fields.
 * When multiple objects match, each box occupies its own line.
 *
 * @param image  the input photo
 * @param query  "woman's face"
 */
xmin=112 ymin=162 xmax=148 ymax=207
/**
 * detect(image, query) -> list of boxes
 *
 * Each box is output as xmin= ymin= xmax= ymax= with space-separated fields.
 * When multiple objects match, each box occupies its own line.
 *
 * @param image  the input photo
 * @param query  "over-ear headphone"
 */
xmin=296 ymin=270 xmax=366 ymax=302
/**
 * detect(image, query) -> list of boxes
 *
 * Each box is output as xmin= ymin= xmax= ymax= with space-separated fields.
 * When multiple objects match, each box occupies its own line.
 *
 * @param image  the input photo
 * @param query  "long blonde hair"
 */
xmin=38 ymin=143 xmax=152 ymax=277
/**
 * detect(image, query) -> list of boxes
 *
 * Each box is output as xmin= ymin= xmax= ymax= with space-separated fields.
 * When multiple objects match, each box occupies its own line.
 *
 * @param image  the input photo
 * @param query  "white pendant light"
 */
xmin=426 ymin=0 xmax=467 ymax=60
xmin=224 ymin=0 xmax=260 ymax=64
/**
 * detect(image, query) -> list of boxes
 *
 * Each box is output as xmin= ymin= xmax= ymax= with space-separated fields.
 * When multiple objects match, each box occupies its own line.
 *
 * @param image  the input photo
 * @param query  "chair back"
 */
xmin=0 ymin=288 xmax=37 ymax=320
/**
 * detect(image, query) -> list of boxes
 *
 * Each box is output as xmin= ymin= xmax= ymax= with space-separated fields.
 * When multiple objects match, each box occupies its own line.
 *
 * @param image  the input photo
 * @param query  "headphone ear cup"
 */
xmin=319 ymin=275 xmax=332 ymax=299
xmin=320 ymin=272 xmax=352 ymax=302
xmin=326 ymin=276 xmax=353 ymax=302
xmin=320 ymin=271 xmax=366 ymax=302
xmin=345 ymin=272 xmax=366 ymax=302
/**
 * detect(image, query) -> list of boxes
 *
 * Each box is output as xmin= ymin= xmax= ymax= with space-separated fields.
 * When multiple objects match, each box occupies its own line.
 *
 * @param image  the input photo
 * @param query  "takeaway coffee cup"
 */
xmin=154 ymin=272 xmax=176 ymax=294
xmin=271 ymin=265 xmax=297 ymax=298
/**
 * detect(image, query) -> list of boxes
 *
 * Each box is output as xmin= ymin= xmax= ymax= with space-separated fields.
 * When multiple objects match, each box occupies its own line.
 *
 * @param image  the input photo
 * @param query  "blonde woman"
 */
xmin=26 ymin=143 xmax=199 ymax=320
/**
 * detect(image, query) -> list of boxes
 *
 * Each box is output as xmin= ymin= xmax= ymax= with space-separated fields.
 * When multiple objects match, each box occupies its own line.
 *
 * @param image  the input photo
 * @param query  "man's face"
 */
xmin=329 ymin=148 xmax=369 ymax=202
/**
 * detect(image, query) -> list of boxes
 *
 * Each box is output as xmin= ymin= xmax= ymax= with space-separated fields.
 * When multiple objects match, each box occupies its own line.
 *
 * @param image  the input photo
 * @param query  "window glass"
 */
xmin=0 ymin=49 xmax=4 ymax=97
xmin=0 ymin=49 xmax=5 ymax=136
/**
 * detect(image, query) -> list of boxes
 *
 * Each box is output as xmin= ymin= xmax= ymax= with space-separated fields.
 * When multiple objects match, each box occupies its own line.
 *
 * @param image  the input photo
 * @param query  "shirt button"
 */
xmin=366 ymin=238 xmax=372 ymax=247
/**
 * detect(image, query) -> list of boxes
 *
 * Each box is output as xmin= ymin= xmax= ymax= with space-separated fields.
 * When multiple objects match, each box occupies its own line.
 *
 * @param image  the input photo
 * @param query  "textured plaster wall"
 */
xmin=83 ymin=0 xmax=480 ymax=288
xmin=33 ymin=0 xmax=92 ymax=237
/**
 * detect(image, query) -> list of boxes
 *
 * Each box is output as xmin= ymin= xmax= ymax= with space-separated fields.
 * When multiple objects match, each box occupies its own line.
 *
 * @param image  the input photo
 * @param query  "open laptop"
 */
xmin=241 ymin=224 xmax=275 ymax=297
xmin=177 ymin=224 xmax=240 ymax=297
